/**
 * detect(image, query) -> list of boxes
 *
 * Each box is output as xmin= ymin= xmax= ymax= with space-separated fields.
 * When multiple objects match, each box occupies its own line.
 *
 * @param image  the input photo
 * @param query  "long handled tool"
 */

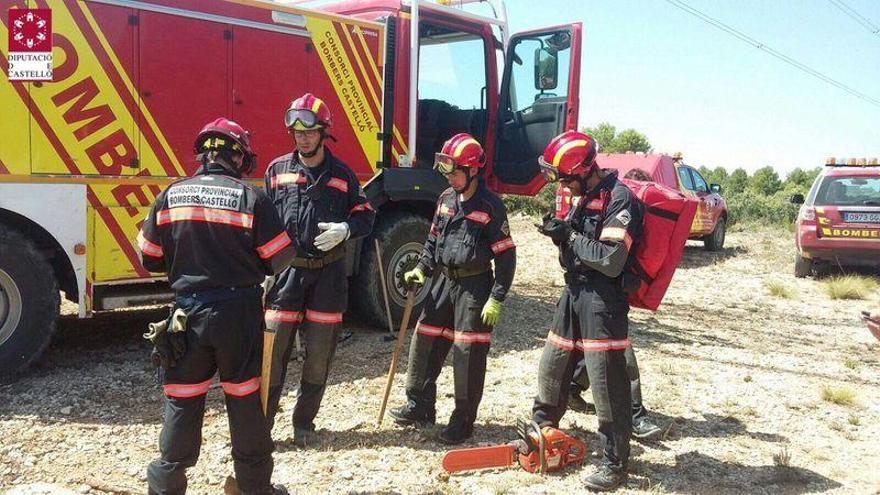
xmin=375 ymin=239 xmax=396 ymax=340
xmin=377 ymin=288 xmax=416 ymax=427
xmin=260 ymin=328 xmax=276 ymax=415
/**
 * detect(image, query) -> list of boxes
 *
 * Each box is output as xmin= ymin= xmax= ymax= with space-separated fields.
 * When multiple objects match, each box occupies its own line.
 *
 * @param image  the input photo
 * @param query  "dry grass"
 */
xmin=822 ymin=275 xmax=878 ymax=300
xmin=765 ymin=280 xmax=795 ymax=299
xmin=843 ymin=358 xmax=859 ymax=370
xmin=821 ymin=384 xmax=857 ymax=406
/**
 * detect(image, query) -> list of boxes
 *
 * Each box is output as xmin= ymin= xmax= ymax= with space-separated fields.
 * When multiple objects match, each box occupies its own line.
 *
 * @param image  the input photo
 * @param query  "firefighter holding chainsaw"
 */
xmin=389 ymin=133 xmax=517 ymax=445
xmin=138 ymin=118 xmax=294 ymax=495
xmin=533 ymin=130 xmax=644 ymax=491
xmin=262 ymin=93 xmax=375 ymax=446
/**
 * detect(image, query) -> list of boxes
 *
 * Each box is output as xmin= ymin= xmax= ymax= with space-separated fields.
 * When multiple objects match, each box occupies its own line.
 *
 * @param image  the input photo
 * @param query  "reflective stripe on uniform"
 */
xmin=163 ymin=378 xmax=212 ymax=398
xmin=465 ymin=211 xmax=491 ymax=224
xmin=598 ymin=227 xmax=633 ymax=251
xmin=256 ymin=231 xmax=293 ymax=259
xmin=137 ymin=231 xmax=163 ymax=257
xmin=416 ymin=322 xmax=490 ymax=344
xmin=350 ymin=202 xmax=374 ymax=213
xmin=305 ymin=309 xmax=343 ymax=324
xmin=327 ymin=178 xmax=348 ymax=193
xmin=491 ymin=237 xmax=516 ymax=254
xmin=546 ymin=331 xmax=630 ymax=352
xmin=265 ymin=309 xmax=304 ymax=324
xmin=157 ymin=207 xmax=254 ymax=229
xmin=220 ymin=377 xmax=261 ymax=397
xmin=270 ymin=173 xmax=305 ymax=188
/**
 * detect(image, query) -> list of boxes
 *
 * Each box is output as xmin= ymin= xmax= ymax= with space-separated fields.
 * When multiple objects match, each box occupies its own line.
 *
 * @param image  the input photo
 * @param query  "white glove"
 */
xmin=314 ymin=222 xmax=350 ymax=251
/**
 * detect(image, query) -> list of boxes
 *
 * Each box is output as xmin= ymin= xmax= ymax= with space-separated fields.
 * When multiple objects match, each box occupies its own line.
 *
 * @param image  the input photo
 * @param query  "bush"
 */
xmin=821 ymin=384 xmax=856 ymax=406
xmin=726 ymin=190 xmax=800 ymax=226
xmin=503 ymin=184 xmax=555 ymax=216
xmin=823 ymin=275 xmax=878 ymax=300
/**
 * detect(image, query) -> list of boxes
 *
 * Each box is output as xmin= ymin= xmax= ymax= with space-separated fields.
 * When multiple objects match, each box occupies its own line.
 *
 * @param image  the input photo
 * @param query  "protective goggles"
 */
xmin=538 ymin=157 xmax=580 ymax=183
xmin=284 ymin=108 xmax=322 ymax=130
xmin=434 ymin=153 xmax=465 ymax=175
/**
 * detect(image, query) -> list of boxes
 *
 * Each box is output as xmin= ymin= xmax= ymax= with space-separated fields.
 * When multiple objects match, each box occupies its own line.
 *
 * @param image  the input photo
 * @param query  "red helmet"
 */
xmin=538 ymin=130 xmax=598 ymax=181
xmin=434 ymin=133 xmax=485 ymax=175
xmin=285 ymin=93 xmax=332 ymax=130
xmin=194 ymin=117 xmax=256 ymax=173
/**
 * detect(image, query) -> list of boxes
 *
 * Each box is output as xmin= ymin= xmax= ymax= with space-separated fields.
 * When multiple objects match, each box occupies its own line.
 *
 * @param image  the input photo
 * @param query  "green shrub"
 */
xmin=503 ymin=184 xmax=556 ymax=216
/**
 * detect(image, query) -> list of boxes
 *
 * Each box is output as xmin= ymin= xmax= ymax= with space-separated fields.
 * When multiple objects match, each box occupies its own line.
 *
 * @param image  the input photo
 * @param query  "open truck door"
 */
xmin=491 ymin=23 xmax=582 ymax=195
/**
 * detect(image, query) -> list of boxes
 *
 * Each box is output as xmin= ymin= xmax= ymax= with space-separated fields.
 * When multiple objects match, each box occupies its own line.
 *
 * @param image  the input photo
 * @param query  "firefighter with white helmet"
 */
xmin=262 ymin=93 xmax=375 ymax=447
xmin=389 ymin=133 xmax=517 ymax=445
xmin=533 ymin=130 xmax=644 ymax=491
xmin=139 ymin=118 xmax=294 ymax=494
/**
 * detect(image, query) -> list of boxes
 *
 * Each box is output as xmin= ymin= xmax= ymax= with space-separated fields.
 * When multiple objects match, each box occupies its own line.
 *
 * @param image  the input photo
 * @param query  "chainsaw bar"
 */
xmin=441 ymin=444 xmax=519 ymax=473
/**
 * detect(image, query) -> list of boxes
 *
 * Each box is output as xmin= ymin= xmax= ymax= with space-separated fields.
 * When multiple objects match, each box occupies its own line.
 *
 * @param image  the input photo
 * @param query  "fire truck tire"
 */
xmin=703 ymin=217 xmax=726 ymax=251
xmin=0 ymin=226 xmax=60 ymax=379
xmin=794 ymin=254 xmax=813 ymax=278
xmin=352 ymin=211 xmax=431 ymax=329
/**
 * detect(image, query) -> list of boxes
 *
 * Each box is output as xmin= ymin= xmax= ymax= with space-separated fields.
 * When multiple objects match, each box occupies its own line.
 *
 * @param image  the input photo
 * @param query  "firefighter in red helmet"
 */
xmin=533 ymin=130 xmax=644 ymax=491
xmin=262 ymin=93 xmax=375 ymax=447
xmin=139 ymin=118 xmax=294 ymax=494
xmin=389 ymin=133 xmax=517 ymax=445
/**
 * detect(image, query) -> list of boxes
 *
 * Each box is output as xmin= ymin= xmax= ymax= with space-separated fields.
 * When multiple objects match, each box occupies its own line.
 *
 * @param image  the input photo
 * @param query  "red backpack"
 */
xmin=620 ymin=179 xmax=698 ymax=311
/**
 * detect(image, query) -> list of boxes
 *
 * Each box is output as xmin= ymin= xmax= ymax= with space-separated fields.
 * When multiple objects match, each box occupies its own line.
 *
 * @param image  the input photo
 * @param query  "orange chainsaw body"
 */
xmin=441 ymin=421 xmax=587 ymax=474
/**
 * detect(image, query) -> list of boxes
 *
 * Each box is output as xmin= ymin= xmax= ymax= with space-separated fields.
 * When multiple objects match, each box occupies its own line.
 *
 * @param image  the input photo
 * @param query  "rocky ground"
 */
xmin=1 ymin=215 xmax=879 ymax=494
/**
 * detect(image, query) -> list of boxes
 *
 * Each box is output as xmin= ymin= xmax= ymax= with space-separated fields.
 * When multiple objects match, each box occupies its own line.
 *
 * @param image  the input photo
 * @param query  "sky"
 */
xmin=487 ymin=0 xmax=880 ymax=174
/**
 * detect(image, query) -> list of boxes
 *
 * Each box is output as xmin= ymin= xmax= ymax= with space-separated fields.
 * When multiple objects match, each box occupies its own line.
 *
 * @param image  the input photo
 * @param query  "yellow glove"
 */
xmin=481 ymin=297 xmax=503 ymax=326
xmin=403 ymin=267 xmax=426 ymax=290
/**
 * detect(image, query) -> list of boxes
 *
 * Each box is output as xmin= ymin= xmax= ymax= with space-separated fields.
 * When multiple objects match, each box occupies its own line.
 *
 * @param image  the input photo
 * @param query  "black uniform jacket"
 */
xmin=417 ymin=183 xmax=517 ymax=302
xmin=138 ymin=165 xmax=295 ymax=293
xmin=263 ymin=149 xmax=375 ymax=258
xmin=560 ymin=171 xmax=644 ymax=280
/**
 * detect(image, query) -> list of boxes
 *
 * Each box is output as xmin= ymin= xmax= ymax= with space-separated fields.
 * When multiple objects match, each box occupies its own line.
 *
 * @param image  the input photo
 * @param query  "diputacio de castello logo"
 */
xmin=7 ymin=8 xmax=53 ymax=81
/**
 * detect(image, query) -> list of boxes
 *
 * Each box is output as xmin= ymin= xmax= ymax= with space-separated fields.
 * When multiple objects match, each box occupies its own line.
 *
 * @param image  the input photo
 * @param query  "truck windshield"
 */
xmin=815 ymin=176 xmax=880 ymax=206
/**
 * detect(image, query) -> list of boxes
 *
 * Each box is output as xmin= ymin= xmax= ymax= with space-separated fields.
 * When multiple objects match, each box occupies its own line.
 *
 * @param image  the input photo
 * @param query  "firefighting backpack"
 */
xmin=620 ymin=179 xmax=698 ymax=311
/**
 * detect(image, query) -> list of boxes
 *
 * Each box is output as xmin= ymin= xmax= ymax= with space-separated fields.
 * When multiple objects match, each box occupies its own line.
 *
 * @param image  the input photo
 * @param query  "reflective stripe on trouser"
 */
xmin=532 ymin=281 xmax=632 ymax=472
xmin=572 ymin=345 xmax=645 ymax=420
xmin=147 ymin=295 xmax=274 ymax=495
xmin=264 ymin=262 xmax=345 ymax=431
xmin=404 ymin=272 xmax=493 ymax=428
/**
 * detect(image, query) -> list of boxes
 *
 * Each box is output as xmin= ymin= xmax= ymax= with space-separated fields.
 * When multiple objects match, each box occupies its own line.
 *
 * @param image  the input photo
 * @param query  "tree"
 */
xmin=785 ymin=168 xmax=812 ymax=189
xmin=613 ymin=129 xmax=652 ymax=153
xmin=748 ymin=166 xmax=782 ymax=196
xmin=727 ymin=168 xmax=749 ymax=195
xmin=584 ymin=122 xmax=616 ymax=151
xmin=583 ymin=122 xmax=652 ymax=153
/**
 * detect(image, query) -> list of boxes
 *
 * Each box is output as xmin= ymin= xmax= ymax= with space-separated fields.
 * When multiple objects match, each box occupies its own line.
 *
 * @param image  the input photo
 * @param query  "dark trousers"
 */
xmin=264 ymin=261 xmax=346 ymax=431
xmin=532 ymin=279 xmax=632 ymax=472
xmin=147 ymin=295 xmax=274 ymax=495
xmin=572 ymin=345 xmax=646 ymax=420
xmin=404 ymin=272 xmax=494 ymax=429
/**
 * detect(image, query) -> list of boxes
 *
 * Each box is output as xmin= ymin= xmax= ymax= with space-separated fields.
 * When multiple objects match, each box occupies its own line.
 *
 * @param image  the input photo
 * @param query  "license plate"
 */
xmin=843 ymin=212 xmax=880 ymax=223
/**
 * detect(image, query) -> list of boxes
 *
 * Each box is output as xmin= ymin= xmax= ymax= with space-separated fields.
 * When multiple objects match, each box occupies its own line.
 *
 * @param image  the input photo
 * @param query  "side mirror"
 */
xmin=790 ymin=193 xmax=805 ymax=204
xmin=534 ymin=47 xmax=558 ymax=90
xmin=710 ymin=183 xmax=722 ymax=194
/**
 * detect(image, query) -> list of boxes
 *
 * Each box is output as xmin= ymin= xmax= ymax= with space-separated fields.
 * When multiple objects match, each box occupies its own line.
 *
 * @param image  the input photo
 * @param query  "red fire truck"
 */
xmin=0 ymin=0 xmax=582 ymax=375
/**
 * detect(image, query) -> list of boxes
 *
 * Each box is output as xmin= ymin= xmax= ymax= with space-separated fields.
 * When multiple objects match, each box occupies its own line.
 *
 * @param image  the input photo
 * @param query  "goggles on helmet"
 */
xmin=538 ymin=156 xmax=583 ymax=183
xmin=434 ymin=153 xmax=467 ymax=176
xmin=284 ymin=108 xmax=321 ymax=130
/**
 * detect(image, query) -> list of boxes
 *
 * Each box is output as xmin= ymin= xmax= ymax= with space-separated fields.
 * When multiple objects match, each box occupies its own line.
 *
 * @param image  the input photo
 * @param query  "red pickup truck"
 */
xmin=556 ymin=153 xmax=728 ymax=250
xmin=791 ymin=158 xmax=880 ymax=277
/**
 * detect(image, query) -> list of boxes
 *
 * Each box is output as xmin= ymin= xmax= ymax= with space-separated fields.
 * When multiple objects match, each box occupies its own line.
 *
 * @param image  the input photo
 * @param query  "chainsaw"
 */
xmin=441 ymin=419 xmax=586 ymax=474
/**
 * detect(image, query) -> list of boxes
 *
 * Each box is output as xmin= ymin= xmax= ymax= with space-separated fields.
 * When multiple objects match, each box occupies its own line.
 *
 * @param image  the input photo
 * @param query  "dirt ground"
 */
xmin=1 ymin=215 xmax=879 ymax=494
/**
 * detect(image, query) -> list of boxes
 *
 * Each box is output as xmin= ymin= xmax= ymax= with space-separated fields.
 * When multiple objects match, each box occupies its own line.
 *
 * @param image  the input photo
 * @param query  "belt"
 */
xmin=175 ymin=285 xmax=262 ymax=308
xmin=440 ymin=264 xmax=490 ymax=280
xmin=290 ymin=248 xmax=345 ymax=270
xmin=563 ymin=271 xmax=617 ymax=287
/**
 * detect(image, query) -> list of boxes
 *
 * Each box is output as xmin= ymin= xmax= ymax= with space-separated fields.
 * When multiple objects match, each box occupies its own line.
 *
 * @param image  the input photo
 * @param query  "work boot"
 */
xmin=437 ymin=422 xmax=473 ymax=445
xmin=568 ymin=390 xmax=597 ymax=414
xmin=271 ymin=485 xmax=289 ymax=495
xmin=632 ymin=417 xmax=662 ymax=440
xmin=584 ymin=466 xmax=627 ymax=492
xmin=389 ymin=400 xmax=436 ymax=426
xmin=293 ymin=425 xmax=315 ymax=448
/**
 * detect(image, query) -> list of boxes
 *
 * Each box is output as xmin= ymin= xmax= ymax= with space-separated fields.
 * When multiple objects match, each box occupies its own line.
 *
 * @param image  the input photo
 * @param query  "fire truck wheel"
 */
xmin=794 ymin=254 xmax=813 ymax=278
xmin=703 ymin=217 xmax=726 ymax=251
xmin=352 ymin=211 xmax=431 ymax=328
xmin=0 ymin=226 xmax=60 ymax=380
